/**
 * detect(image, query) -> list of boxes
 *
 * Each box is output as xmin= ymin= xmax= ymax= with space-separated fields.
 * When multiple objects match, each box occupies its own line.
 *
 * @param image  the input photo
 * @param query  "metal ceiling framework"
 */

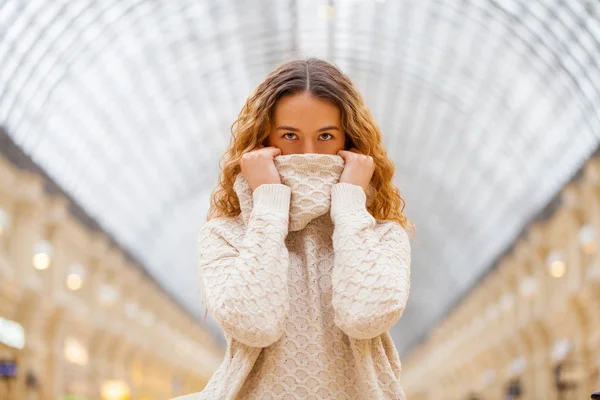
xmin=1 ymin=0 xmax=599 ymax=354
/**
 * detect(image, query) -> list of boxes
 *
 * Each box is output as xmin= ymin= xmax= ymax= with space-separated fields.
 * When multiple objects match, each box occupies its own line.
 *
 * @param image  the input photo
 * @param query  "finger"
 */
xmin=265 ymin=146 xmax=281 ymax=157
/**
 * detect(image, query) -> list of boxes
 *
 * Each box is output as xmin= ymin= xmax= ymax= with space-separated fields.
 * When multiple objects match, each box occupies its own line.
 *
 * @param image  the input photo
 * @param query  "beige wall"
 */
xmin=0 ymin=155 xmax=223 ymax=400
xmin=402 ymin=158 xmax=600 ymax=400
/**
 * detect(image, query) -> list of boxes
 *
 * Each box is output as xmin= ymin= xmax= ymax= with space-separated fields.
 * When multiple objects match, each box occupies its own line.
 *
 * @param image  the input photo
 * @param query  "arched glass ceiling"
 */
xmin=1 ymin=0 xmax=599 ymax=354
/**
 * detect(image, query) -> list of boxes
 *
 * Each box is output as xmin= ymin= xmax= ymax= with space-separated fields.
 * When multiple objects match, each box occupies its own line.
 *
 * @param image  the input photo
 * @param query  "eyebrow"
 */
xmin=276 ymin=125 xmax=340 ymax=132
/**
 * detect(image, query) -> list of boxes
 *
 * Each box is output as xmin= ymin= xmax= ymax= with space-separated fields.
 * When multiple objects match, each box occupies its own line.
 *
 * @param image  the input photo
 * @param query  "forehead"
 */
xmin=273 ymin=92 xmax=340 ymax=126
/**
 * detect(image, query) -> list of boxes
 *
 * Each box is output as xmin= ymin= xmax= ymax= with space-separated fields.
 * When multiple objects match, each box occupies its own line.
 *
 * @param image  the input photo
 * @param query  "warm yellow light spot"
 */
xmin=549 ymin=260 xmax=566 ymax=278
xmin=33 ymin=240 xmax=52 ymax=270
xmin=67 ymin=273 xmax=83 ymax=291
xmin=102 ymin=380 xmax=131 ymax=400
xmin=64 ymin=337 xmax=88 ymax=366
xmin=33 ymin=253 xmax=50 ymax=270
xmin=66 ymin=264 xmax=86 ymax=290
xmin=547 ymin=251 xmax=566 ymax=278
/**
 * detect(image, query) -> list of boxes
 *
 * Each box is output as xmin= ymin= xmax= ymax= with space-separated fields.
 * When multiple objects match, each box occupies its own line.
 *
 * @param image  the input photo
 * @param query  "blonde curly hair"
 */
xmin=206 ymin=57 xmax=411 ymax=231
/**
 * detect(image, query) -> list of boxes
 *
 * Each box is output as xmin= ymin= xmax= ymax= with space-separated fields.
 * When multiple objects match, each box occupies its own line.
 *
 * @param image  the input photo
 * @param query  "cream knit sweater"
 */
xmin=174 ymin=153 xmax=411 ymax=400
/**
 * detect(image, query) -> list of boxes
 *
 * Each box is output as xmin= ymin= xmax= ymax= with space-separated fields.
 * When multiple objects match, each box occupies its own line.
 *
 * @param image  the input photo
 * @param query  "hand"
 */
xmin=240 ymin=145 xmax=282 ymax=191
xmin=337 ymin=148 xmax=375 ymax=192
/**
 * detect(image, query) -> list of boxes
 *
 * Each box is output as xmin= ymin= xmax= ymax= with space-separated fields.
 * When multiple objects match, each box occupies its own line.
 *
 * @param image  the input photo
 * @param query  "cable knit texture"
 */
xmin=173 ymin=153 xmax=411 ymax=400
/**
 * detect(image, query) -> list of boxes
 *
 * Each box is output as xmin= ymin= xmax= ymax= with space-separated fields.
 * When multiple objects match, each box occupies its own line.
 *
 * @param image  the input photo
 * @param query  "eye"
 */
xmin=320 ymin=133 xmax=334 ymax=140
xmin=283 ymin=133 xmax=297 ymax=140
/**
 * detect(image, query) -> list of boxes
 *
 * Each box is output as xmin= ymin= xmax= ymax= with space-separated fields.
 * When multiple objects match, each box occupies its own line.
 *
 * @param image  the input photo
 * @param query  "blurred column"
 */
xmin=135 ymin=352 xmax=154 ymax=400
xmin=532 ymin=325 xmax=554 ymax=400
xmin=109 ymin=265 xmax=143 ymax=400
xmin=10 ymin=172 xmax=52 ymax=400
xmin=8 ymin=172 xmax=45 ymax=290
xmin=112 ymin=339 xmax=132 ymax=388
xmin=483 ymin=280 xmax=505 ymax=399
xmin=126 ymin=346 xmax=142 ymax=399
xmin=499 ymin=259 xmax=530 ymax=400
xmin=581 ymin=161 xmax=600 ymax=390
xmin=39 ymin=198 xmax=69 ymax=400
xmin=87 ymin=233 xmax=111 ymax=399
xmin=16 ymin=291 xmax=51 ymax=400
xmin=92 ymin=247 xmax=124 ymax=398
xmin=89 ymin=328 xmax=111 ymax=400
xmin=44 ymin=308 xmax=67 ymax=400
xmin=0 ymin=158 xmax=18 ymax=281
xmin=86 ymin=234 xmax=109 ymax=308
xmin=44 ymin=197 xmax=69 ymax=299
xmin=551 ymin=196 xmax=592 ymax=399
xmin=510 ymin=241 xmax=535 ymax=400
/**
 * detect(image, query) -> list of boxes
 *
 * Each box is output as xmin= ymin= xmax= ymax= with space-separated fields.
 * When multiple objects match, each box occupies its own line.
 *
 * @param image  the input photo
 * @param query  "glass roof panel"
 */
xmin=1 ymin=0 xmax=598 ymax=353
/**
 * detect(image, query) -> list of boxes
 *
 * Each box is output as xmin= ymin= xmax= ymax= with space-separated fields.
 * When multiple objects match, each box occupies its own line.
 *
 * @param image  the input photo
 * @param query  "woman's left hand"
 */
xmin=337 ymin=148 xmax=375 ymax=192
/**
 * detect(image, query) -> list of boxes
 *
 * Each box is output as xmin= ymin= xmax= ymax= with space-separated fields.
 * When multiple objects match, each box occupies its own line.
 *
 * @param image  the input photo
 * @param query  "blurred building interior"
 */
xmin=1 ymin=0 xmax=600 ymax=399
xmin=0 ymin=128 xmax=223 ymax=399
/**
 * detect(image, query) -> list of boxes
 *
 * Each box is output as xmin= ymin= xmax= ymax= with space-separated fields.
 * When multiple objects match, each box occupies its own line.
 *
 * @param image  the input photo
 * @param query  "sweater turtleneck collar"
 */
xmin=233 ymin=153 xmax=375 ymax=232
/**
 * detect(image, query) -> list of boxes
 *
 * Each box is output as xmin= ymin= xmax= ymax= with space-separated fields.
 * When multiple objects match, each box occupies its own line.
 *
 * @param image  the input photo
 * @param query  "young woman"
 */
xmin=175 ymin=58 xmax=412 ymax=400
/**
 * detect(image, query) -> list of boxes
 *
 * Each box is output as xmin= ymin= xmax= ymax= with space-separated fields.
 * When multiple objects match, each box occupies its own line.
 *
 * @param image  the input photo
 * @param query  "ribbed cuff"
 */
xmin=252 ymin=184 xmax=291 ymax=214
xmin=331 ymin=182 xmax=367 ymax=214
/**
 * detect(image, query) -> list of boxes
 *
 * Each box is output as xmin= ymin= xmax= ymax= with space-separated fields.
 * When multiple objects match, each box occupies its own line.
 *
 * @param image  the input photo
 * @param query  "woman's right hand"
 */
xmin=240 ymin=145 xmax=282 ymax=191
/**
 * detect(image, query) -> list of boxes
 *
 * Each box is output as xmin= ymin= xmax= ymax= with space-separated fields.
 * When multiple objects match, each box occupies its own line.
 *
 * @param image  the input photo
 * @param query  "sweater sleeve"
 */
xmin=198 ymin=184 xmax=292 ymax=348
xmin=330 ymin=182 xmax=411 ymax=340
